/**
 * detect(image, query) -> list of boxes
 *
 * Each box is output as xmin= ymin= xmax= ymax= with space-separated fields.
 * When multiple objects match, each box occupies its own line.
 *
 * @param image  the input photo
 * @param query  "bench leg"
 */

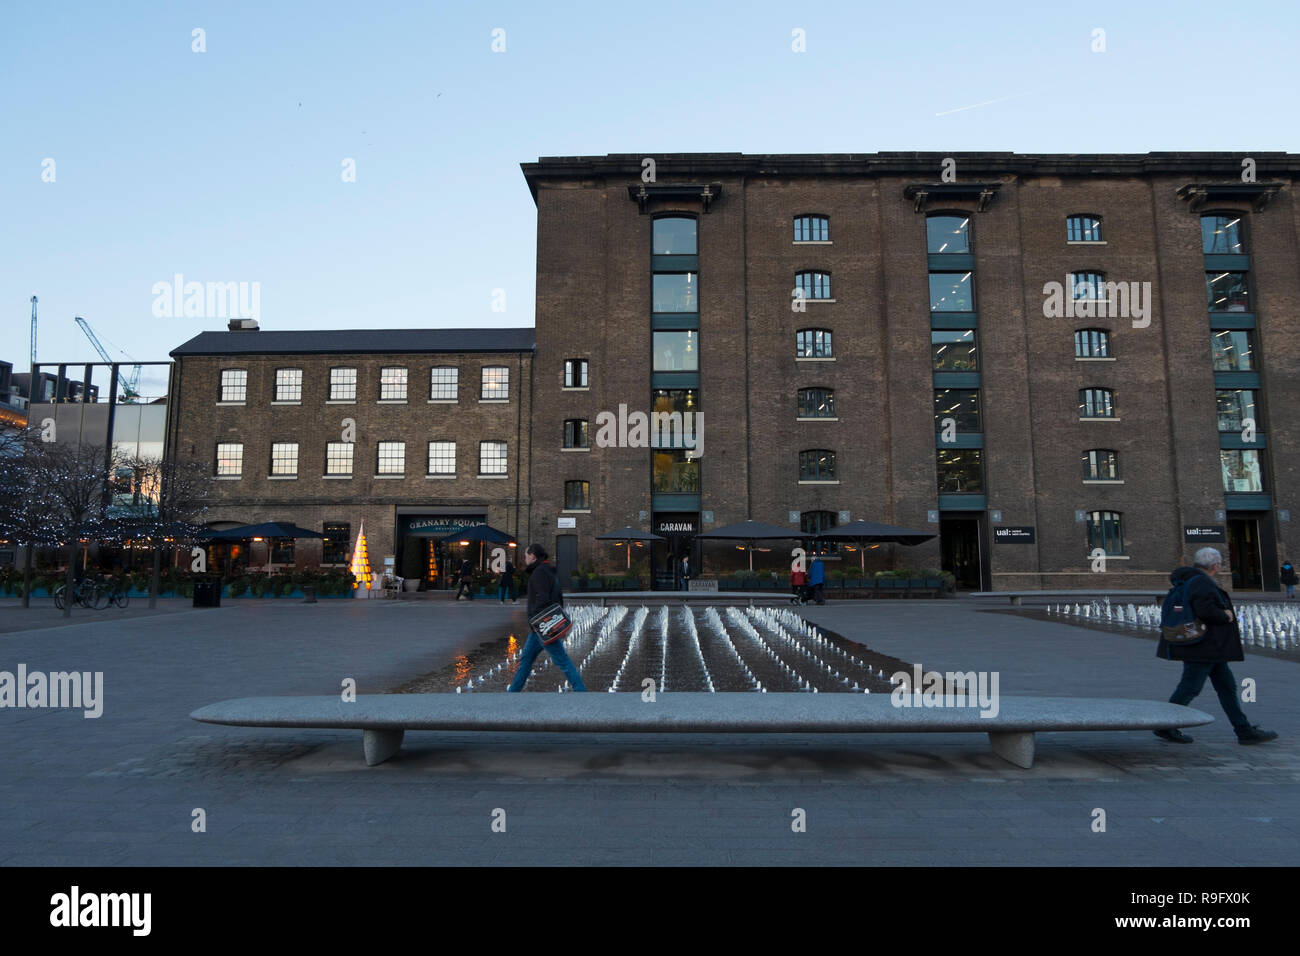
xmin=1010 ymin=595 xmax=1022 ymax=606
xmin=988 ymin=731 xmax=1034 ymax=768
xmin=363 ymin=729 xmax=405 ymax=766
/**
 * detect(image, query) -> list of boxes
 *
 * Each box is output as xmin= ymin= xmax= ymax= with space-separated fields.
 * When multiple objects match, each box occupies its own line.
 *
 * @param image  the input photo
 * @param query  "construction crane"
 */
xmin=29 ymin=296 xmax=37 ymax=369
xmin=75 ymin=316 xmax=142 ymax=402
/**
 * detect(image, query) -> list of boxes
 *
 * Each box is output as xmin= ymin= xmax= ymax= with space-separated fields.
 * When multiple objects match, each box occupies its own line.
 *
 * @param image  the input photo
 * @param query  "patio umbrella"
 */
xmin=436 ymin=524 xmax=516 ymax=568
xmin=204 ymin=522 xmax=325 ymax=540
xmin=595 ymin=526 xmax=665 ymax=568
xmin=817 ymin=520 xmax=936 ymax=571
xmin=696 ymin=519 xmax=808 ymax=571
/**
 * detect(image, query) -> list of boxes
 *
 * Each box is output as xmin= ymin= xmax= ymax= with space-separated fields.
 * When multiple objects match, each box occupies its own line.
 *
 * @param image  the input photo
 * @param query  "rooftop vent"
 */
xmin=228 ymin=318 xmax=260 ymax=331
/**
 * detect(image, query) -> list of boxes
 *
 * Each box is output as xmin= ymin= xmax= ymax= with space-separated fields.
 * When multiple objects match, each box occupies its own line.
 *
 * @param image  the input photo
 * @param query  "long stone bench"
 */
xmin=190 ymin=693 xmax=1213 ymax=769
xmin=971 ymin=590 xmax=1166 ymax=606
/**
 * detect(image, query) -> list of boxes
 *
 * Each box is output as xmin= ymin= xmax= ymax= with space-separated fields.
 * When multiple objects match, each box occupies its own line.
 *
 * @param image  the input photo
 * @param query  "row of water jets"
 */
xmin=1046 ymin=597 xmax=1298 ymax=651
xmin=454 ymin=605 xmax=893 ymax=693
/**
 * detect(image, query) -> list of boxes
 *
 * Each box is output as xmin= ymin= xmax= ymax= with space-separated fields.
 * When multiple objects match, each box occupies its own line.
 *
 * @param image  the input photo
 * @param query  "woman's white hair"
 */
xmin=1194 ymin=547 xmax=1223 ymax=569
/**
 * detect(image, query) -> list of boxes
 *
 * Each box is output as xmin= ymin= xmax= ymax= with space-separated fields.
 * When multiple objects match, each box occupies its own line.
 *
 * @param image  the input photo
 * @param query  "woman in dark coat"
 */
xmin=1154 ymin=549 xmax=1276 ymax=744
xmin=505 ymin=544 xmax=587 ymax=692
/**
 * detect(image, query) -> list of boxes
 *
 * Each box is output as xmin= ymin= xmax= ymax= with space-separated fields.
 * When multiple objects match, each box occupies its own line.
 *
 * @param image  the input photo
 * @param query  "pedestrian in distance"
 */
xmin=1154 ymin=547 xmax=1277 ymax=745
xmin=498 ymin=557 xmax=516 ymax=604
xmin=1281 ymin=559 xmax=1297 ymax=600
xmin=506 ymin=544 xmax=587 ymax=692
xmin=456 ymin=559 xmax=474 ymax=601
xmin=790 ymin=565 xmax=809 ymax=605
xmin=681 ymin=554 xmax=691 ymax=592
xmin=809 ymin=556 xmax=826 ymax=605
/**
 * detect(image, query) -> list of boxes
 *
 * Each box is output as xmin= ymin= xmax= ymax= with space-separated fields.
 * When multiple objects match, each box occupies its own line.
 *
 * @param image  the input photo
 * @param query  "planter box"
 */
xmin=587 ymin=580 xmax=603 ymax=591
xmin=924 ymin=578 xmax=945 ymax=589
xmin=844 ymin=579 xmax=864 ymax=589
xmin=876 ymin=578 xmax=899 ymax=589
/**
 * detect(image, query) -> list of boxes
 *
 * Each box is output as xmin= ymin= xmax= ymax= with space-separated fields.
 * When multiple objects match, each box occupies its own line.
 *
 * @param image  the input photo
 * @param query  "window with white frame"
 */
xmin=270 ymin=442 xmax=299 ymax=476
xmin=481 ymin=366 xmax=509 ymax=400
xmin=220 ymin=369 xmax=247 ymax=402
xmin=430 ymin=366 xmax=458 ymax=401
xmin=215 ymin=442 xmax=243 ymax=476
xmin=274 ymin=368 xmax=302 ymax=401
xmin=377 ymin=441 xmax=405 ymax=475
xmin=379 ymin=367 xmax=407 ymax=400
xmin=428 ymin=441 xmax=455 ymax=475
xmin=325 ymin=442 xmax=353 ymax=476
xmin=479 ymin=441 xmax=507 ymax=476
xmin=330 ymin=367 xmax=357 ymax=401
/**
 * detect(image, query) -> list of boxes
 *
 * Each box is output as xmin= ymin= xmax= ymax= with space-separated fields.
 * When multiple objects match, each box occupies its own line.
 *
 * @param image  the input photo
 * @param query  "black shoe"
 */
xmin=1237 ymin=725 xmax=1278 ymax=745
xmin=1154 ymin=728 xmax=1194 ymax=743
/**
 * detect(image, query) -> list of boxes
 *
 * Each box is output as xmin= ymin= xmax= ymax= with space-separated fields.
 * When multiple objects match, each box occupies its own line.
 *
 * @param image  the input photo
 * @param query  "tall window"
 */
xmin=937 ymin=449 xmax=983 ymax=493
xmin=1083 ymin=449 xmax=1119 ymax=480
xmin=798 ymin=449 xmax=836 ymax=481
xmin=801 ymin=510 xmax=838 ymax=555
xmin=271 ymin=538 xmax=295 ymax=564
xmin=652 ymin=389 xmax=699 ymax=417
xmin=653 ymin=331 xmax=699 ymax=371
xmin=1211 ymin=330 xmax=1255 ymax=371
xmin=652 ymin=450 xmax=699 ymax=492
xmin=379 ymin=367 xmax=407 ymax=400
xmin=1066 ymin=215 xmax=1103 ymax=242
xmin=926 ymin=215 xmax=970 ymax=254
xmin=1216 ymin=389 xmax=1257 ymax=432
xmin=430 ymin=366 xmax=458 ymax=401
xmin=480 ymin=366 xmax=509 ymax=400
xmin=270 ymin=442 xmax=298 ymax=477
xmin=215 ymin=442 xmax=243 ymax=476
xmin=1079 ymin=388 xmax=1115 ymax=418
xmin=931 ymin=329 xmax=977 ymax=370
xmin=1086 ymin=511 xmax=1125 ymax=555
xmin=322 ymin=523 xmax=350 ymax=565
xmin=797 ymin=388 xmax=835 ymax=418
xmin=219 ymin=369 xmax=247 ymax=402
xmin=935 ymin=389 xmax=981 ymax=431
xmin=427 ymin=440 xmax=455 ymax=475
xmin=1201 ymin=214 xmax=1244 ymax=254
xmin=796 ymin=329 xmax=833 ymax=358
xmin=653 ymin=273 xmax=698 ymax=312
xmin=1221 ymin=450 xmax=1265 ymax=492
xmin=274 ymin=368 xmax=302 ymax=401
xmin=325 ymin=442 xmax=353 ymax=476
xmin=377 ymin=441 xmax=405 ymax=475
xmin=563 ymin=419 xmax=589 ymax=449
xmin=330 ymin=367 xmax=357 ymax=401
xmin=795 ymin=271 xmax=832 ymax=299
xmin=564 ymin=359 xmax=588 ymax=388
xmin=653 ymin=217 xmax=697 ymax=255
xmin=794 ymin=215 xmax=830 ymax=242
xmin=564 ymin=480 xmax=590 ymax=510
xmin=1070 ymin=271 xmax=1106 ymax=301
xmin=929 ymin=272 xmax=973 ymax=311
xmin=1074 ymin=329 xmax=1111 ymax=358
xmin=1206 ymin=272 xmax=1250 ymax=311
xmin=479 ymin=441 xmax=507 ymax=476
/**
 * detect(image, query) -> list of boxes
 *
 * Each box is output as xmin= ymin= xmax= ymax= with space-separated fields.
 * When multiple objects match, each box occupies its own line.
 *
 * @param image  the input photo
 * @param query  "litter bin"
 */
xmin=193 ymin=575 xmax=222 ymax=608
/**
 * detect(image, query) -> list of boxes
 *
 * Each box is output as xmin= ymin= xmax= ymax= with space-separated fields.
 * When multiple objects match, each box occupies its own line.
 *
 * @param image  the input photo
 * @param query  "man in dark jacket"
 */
xmin=498 ymin=558 xmax=516 ymax=604
xmin=456 ymin=559 xmax=474 ymax=601
xmin=506 ymin=544 xmax=587 ymax=692
xmin=1154 ymin=547 xmax=1277 ymax=744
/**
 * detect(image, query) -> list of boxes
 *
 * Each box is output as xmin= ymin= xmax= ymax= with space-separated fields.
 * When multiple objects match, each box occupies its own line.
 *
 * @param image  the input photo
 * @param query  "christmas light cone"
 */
xmin=350 ymin=521 xmax=372 ymax=597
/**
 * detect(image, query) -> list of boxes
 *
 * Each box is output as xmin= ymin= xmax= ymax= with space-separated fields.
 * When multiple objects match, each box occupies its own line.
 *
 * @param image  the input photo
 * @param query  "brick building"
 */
xmin=167 ymin=327 xmax=534 ymax=585
xmin=520 ymin=152 xmax=1299 ymax=591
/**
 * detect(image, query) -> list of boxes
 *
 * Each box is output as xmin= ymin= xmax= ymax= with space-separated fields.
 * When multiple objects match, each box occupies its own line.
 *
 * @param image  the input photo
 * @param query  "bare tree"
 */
xmin=0 ymin=426 xmax=60 ymax=608
xmin=113 ymin=454 xmax=214 ymax=607
xmin=35 ymin=440 xmax=118 ymax=618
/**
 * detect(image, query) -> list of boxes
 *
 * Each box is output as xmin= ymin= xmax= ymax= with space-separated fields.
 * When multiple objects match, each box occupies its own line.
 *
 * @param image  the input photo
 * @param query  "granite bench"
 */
xmin=972 ymin=590 xmax=1166 ymax=606
xmin=190 ymin=693 xmax=1213 ymax=769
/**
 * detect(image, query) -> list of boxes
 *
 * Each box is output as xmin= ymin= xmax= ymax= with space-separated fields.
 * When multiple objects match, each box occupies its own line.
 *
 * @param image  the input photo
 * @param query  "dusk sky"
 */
xmin=4 ymin=0 xmax=1295 ymax=397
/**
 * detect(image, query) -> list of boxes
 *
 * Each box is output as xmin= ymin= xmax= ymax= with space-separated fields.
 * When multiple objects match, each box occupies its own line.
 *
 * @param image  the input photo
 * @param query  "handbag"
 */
xmin=529 ymin=604 xmax=572 ymax=644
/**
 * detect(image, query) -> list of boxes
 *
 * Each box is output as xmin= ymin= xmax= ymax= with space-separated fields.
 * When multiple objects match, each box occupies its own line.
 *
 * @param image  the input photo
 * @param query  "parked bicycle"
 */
xmin=52 ymin=576 xmax=120 ymax=610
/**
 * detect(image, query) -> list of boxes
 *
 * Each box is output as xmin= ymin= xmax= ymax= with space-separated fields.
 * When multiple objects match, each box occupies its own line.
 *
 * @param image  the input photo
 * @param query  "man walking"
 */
xmin=506 ymin=544 xmax=586 ymax=692
xmin=498 ymin=557 xmax=516 ymax=604
xmin=456 ymin=559 xmax=474 ymax=601
xmin=809 ymin=556 xmax=826 ymax=605
xmin=680 ymin=554 xmax=691 ymax=592
xmin=1155 ymin=547 xmax=1277 ymax=745
xmin=1281 ymin=559 xmax=1297 ymax=600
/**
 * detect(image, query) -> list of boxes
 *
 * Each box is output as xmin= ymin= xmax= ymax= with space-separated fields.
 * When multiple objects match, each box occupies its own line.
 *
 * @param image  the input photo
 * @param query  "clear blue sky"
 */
xmin=3 ymin=0 xmax=1295 ymax=396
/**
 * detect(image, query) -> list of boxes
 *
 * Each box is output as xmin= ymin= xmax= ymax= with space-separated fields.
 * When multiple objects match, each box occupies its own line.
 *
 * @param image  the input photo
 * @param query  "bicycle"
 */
xmin=53 ymin=577 xmax=111 ymax=610
xmin=106 ymin=579 xmax=130 ymax=608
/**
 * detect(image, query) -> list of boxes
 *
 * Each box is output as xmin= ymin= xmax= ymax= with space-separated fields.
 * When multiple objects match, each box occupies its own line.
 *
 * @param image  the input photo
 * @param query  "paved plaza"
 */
xmin=1 ymin=597 xmax=1295 ymax=866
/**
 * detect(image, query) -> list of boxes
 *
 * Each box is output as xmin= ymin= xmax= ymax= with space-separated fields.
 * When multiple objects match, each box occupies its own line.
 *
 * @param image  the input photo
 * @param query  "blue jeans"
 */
xmin=507 ymin=630 xmax=587 ymax=692
xmin=1169 ymin=661 xmax=1250 ymax=734
xmin=1286 ymin=584 xmax=1295 ymax=599
xmin=498 ymin=583 xmax=514 ymax=602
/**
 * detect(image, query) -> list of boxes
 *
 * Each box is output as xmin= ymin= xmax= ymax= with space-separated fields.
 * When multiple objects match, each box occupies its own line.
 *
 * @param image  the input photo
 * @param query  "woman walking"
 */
xmin=506 ymin=544 xmax=587 ymax=692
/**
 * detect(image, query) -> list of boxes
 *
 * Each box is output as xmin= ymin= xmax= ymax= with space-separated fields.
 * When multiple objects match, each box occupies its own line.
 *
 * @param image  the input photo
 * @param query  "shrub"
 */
xmin=226 ymin=578 xmax=249 ymax=598
xmin=250 ymin=575 xmax=271 ymax=597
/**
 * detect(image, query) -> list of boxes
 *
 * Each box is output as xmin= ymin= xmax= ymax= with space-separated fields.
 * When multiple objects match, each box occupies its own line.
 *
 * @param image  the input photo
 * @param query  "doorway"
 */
xmin=555 ymin=535 xmax=578 ymax=581
xmin=940 ymin=516 xmax=984 ymax=590
xmin=1227 ymin=518 xmax=1262 ymax=590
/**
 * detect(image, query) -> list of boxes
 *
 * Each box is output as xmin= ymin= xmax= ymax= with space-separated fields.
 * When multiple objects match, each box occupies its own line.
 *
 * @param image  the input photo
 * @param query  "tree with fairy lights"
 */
xmin=0 ymin=426 xmax=62 ymax=608
xmin=350 ymin=521 xmax=372 ymax=594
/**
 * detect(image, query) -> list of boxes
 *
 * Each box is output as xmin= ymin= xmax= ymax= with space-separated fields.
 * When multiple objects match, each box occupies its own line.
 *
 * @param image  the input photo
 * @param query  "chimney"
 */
xmin=228 ymin=318 xmax=260 ymax=331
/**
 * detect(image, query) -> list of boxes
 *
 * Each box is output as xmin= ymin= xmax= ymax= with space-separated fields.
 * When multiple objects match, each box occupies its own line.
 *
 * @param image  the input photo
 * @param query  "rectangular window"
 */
xmin=427 ymin=440 xmax=455 ymax=475
xmin=1066 ymin=216 xmax=1103 ymax=242
xmin=936 ymin=449 xmax=983 ymax=493
xmin=798 ymin=450 xmax=836 ymax=481
xmin=1211 ymin=330 xmax=1255 ymax=371
xmin=934 ymin=388 xmax=981 ymax=432
xmin=1202 ymin=215 xmax=1244 ymax=254
xmin=929 ymin=272 xmax=973 ymax=312
xmin=1087 ymin=511 xmax=1125 ymax=556
xmin=1079 ymin=388 xmax=1115 ymax=418
xmin=330 ymin=367 xmax=357 ymax=401
xmin=652 ymin=389 xmax=700 ymax=417
xmin=798 ymin=388 xmax=835 ymax=418
xmin=795 ymin=272 xmax=832 ymax=299
xmin=479 ymin=441 xmax=507 ymax=476
xmin=563 ymin=420 xmax=589 ymax=449
xmin=794 ymin=216 xmax=830 ymax=242
xmin=322 ymin=523 xmax=350 ymax=564
xmin=379 ymin=367 xmax=407 ymax=400
xmin=801 ymin=510 xmax=839 ymax=555
xmin=270 ymin=537 xmax=295 ymax=564
xmin=653 ymin=449 xmax=700 ymax=492
xmin=274 ymin=368 xmax=302 ymax=401
xmin=931 ymin=329 xmax=977 ymax=370
xmin=215 ymin=442 xmax=243 ymax=476
xmin=796 ymin=329 xmax=833 ymax=358
xmin=653 ymin=218 xmax=697 ymax=255
xmin=564 ymin=480 xmax=590 ymax=510
xmin=926 ymin=216 xmax=970 ymax=254
xmin=430 ymin=366 xmax=458 ymax=401
xmin=652 ymin=331 xmax=699 ymax=372
xmin=219 ymin=369 xmax=247 ymax=402
xmin=564 ymin=359 xmax=589 ymax=388
xmin=325 ymin=442 xmax=353 ymax=476
xmin=653 ymin=273 xmax=698 ymax=312
xmin=1221 ymin=450 xmax=1265 ymax=493
xmin=1207 ymin=272 xmax=1250 ymax=312
xmin=1083 ymin=450 xmax=1119 ymax=480
xmin=1074 ymin=329 xmax=1111 ymax=358
xmin=270 ymin=442 xmax=298 ymax=476
xmin=377 ymin=441 xmax=405 ymax=475
xmin=1216 ymin=389 xmax=1257 ymax=432
xmin=481 ymin=366 xmax=509 ymax=400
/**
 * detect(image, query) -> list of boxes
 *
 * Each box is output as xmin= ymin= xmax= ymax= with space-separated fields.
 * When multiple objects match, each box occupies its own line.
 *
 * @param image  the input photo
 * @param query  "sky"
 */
xmin=3 ymin=0 xmax=1296 ymax=398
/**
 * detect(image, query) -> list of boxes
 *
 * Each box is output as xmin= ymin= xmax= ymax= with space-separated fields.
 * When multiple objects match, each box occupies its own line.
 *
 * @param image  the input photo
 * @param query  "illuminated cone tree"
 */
xmin=350 ymin=521 xmax=372 ymax=592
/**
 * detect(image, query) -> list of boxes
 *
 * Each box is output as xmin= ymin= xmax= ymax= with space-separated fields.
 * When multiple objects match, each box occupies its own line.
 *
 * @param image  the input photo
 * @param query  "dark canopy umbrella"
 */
xmin=204 ymin=522 xmax=325 ymax=540
xmin=595 ymin=527 xmax=665 ymax=569
xmin=435 ymin=524 xmax=514 ymax=544
xmin=817 ymin=520 xmax=936 ymax=571
xmin=696 ymin=519 xmax=808 ymax=571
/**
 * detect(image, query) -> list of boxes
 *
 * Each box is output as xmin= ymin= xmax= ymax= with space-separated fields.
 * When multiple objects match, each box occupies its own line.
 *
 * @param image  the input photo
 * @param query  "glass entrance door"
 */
xmin=1227 ymin=517 xmax=1262 ymax=590
xmin=940 ymin=516 xmax=982 ymax=590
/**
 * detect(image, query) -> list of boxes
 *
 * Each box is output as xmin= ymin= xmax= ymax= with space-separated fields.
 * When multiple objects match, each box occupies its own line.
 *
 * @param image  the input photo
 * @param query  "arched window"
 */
xmin=1082 ymin=449 xmax=1119 ymax=480
xmin=926 ymin=214 xmax=971 ymax=254
xmin=1074 ymin=328 xmax=1111 ymax=358
xmin=563 ymin=419 xmax=589 ymax=449
xmin=1079 ymin=388 xmax=1115 ymax=418
xmin=652 ymin=216 xmax=697 ymax=255
xmin=564 ymin=480 xmax=590 ymax=510
xmin=794 ymin=215 xmax=830 ymax=242
xmin=796 ymin=328 xmax=833 ymax=358
xmin=798 ymin=449 xmax=837 ymax=481
xmin=794 ymin=270 xmax=832 ymax=300
xmin=1200 ymin=213 xmax=1245 ymax=254
xmin=801 ymin=510 xmax=838 ymax=555
xmin=1070 ymin=271 xmax=1106 ymax=301
xmin=797 ymin=387 xmax=835 ymax=418
xmin=1066 ymin=215 xmax=1103 ymax=242
xmin=1086 ymin=511 xmax=1125 ymax=555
